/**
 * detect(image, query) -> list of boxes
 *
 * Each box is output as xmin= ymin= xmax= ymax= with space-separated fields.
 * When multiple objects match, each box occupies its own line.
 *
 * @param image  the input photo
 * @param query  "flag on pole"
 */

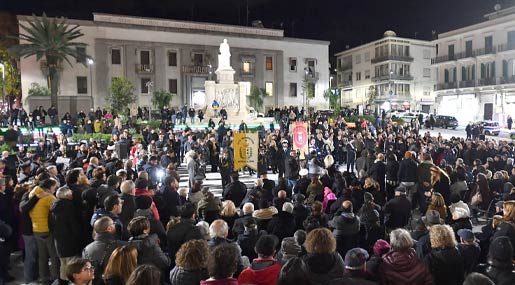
xmin=233 ymin=132 xmax=259 ymax=171
xmin=291 ymin=121 xmax=309 ymax=159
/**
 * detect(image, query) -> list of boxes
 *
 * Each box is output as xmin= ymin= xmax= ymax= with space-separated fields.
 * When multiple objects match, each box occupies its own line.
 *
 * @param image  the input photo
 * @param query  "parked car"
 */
xmin=434 ymin=115 xmax=459 ymax=129
xmin=386 ymin=109 xmax=407 ymax=119
xmin=478 ymin=120 xmax=500 ymax=136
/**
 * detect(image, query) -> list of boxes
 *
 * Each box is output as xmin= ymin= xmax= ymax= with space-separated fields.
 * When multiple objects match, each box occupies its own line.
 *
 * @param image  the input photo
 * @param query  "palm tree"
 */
xmin=152 ymin=89 xmax=175 ymax=110
xmin=9 ymin=13 xmax=89 ymax=115
xmin=248 ymin=85 xmax=268 ymax=112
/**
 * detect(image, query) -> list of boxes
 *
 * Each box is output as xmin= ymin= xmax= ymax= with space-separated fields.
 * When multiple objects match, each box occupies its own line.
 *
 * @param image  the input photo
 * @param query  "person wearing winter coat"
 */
xmin=423 ymin=225 xmax=465 ymax=285
xmin=90 ymin=194 xmax=124 ymax=240
xmin=127 ymin=216 xmax=170 ymax=270
xmin=475 ymin=236 xmax=515 ymax=285
xmin=237 ymin=218 xmax=266 ymax=261
xmin=169 ymin=240 xmax=209 ymax=285
xmin=197 ymin=191 xmax=222 ymax=224
xmin=329 ymin=200 xmax=360 ymax=258
xmin=302 ymin=228 xmax=345 ymax=285
xmin=238 ymin=235 xmax=282 ymax=285
xmin=267 ymin=202 xmax=297 ymax=242
xmin=49 ymin=186 xmax=84 ymax=283
xmin=383 ymin=186 xmax=411 ymax=230
xmin=379 ymin=228 xmax=432 ymax=285
xmin=134 ymin=195 xmax=167 ymax=245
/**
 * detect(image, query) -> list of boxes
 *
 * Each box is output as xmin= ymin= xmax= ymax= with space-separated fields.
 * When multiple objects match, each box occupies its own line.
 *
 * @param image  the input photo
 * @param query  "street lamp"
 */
xmin=146 ymin=80 xmax=154 ymax=120
xmin=87 ymin=59 xmax=94 ymax=109
xmin=0 ymin=63 xmax=5 ymax=112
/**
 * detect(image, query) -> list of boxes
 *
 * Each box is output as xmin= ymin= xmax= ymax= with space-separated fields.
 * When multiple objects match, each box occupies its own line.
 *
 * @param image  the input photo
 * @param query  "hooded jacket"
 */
xmin=379 ymin=248 xmax=432 ymax=285
xmin=49 ymin=198 xmax=82 ymax=257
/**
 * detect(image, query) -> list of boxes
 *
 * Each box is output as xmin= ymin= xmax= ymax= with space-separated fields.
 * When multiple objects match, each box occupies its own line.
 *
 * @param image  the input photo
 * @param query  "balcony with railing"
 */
xmin=477 ymin=77 xmax=497 ymax=86
xmin=455 ymin=51 xmax=475 ymax=60
xmin=498 ymin=43 xmax=515 ymax=53
xmin=372 ymin=74 xmax=414 ymax=82
xmin=500 ymin=75 xmax=515 ymax=84
xmin=305 ymin=71 xmax=319 ymax=82
xmin=338 ymin=64 xmax=353 ymax=71
xmin=181 ymin=65 xmax=209 ymax=74
xmin=459 ymin=80 xmax=476 ymax=88
xmin=475 ymin=46 xmax=497 ymax=57
xmin=435 ymin=82 xmax=458 ymax=90
xmin=135 ymin=64 xmax=154 ymax=74
xmin=431 ymin=54 xmax=457 ymax=64
xmin=376 ymin=93 xmax=412 ymax=102
xmin=340 ymin=80 xmax=353 ymax=88
xmin=371 ymin=54 xmax=414 ymax=64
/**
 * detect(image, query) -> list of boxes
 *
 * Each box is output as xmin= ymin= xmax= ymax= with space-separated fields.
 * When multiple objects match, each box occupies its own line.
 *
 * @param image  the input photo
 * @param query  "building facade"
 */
xmin=335 ymin=31 xmax=435 ymax=113
xmin=18 ymin=14 xmax=330 ymax=115
xmin=432 ymin=6 xmax=515 ymax=125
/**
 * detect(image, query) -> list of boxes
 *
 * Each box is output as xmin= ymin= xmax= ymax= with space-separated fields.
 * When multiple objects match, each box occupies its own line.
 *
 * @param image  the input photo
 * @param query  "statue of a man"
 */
xmin=218 ymin=39 xmax=231 ymax=69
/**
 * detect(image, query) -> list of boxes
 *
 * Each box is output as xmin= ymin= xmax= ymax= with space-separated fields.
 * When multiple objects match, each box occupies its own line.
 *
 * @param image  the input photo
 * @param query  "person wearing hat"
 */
xmin=134 ymin=195 xmax=166 ymax=244
xmin=277 ymin=139 xmax=290 ymax=178
xmin=197 ymin=191 xmax=222 ymax=225
xmin=367 ymin=239 xmax=391 ymax=280
xmin=330 ymin=248 xmax=377 ymax=285
xmin=276 ymin=237 xmax=302 ymax=265
xmin=383 ymin=186 xmax=412 ymax=232
xmin=450 ymin=205 xmax=472 ymax=242
xmin=415 ymin=210 xmax=443 ymax=260
xmin=294 ymin=169 xmax=310 ymax=196
xmin=456 ymin=229 xmax=481 ymax=274
xmin=476 ymin=236 xmax=515 ymax=284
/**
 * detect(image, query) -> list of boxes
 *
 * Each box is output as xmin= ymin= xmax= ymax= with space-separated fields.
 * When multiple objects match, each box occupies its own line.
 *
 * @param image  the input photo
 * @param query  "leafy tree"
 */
xmin=323 ymin=88 xmax=340 ymax=111
xmin=0 ymin=48 xmax=21 ymax=103
xmin=107 ymin=77 xmax=136 ymax=111
xmin=8 ymin=13 xmax=90 ymax=115
xmin=368 ymin=85 xmax=377 ymax=105
xmin=248 ymin=85 xmax=268 ymax=112
xmin=27 ymin=82 xmax=50 ymax=97
xmin=305 ymin=81 xmax=315 ymax=99
xmin=151 ymin=89 xmax=174 ymax=110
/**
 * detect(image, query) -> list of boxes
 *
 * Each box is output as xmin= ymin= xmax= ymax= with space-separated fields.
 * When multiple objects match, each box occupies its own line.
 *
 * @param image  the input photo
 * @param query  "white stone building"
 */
xmin=432 ymin=6 xmax=515 ymax=125
xmin=335 ymin=31 xmax=435 ymax=113
xmin=18 ymin=13 xmax=330 ymax=115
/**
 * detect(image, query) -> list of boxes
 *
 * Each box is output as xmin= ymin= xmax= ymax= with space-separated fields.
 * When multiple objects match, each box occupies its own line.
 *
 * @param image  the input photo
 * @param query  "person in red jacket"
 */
xmin=238 ymin=235 xmax=282 ymax=285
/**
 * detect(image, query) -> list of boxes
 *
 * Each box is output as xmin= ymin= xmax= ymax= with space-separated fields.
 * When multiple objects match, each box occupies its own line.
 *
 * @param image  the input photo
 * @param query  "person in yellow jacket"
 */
xmin=93 ymin=119 xmax=103 ymax=133
xmin=29 ymin=178 xmax=60 ymax=284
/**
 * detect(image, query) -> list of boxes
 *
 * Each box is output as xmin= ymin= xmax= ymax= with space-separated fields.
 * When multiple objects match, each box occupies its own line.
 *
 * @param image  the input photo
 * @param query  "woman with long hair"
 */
xmin=103 ymin=246 xmax=138 ymax=285
xmin=430 ymin=166 xmax=451 ymax=205
xmin=492 ymin=201 xmax=515 ymax=257
xmin=126 ymin=264 xmax=162 ymax=285
xmin=470 ymin=173 xmax=493 ymax=210
xmin=427 ymin=192 xmax=447 ymax=220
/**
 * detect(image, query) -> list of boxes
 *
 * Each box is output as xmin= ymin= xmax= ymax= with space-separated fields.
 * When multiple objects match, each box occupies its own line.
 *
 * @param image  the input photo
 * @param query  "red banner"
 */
xmin=291 ymin=121 xmax=309 ymax=159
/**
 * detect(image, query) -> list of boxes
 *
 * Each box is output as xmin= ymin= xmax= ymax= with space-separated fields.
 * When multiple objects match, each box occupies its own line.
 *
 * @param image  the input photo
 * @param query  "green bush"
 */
xmin=391 ymin=117 xmax=406 ymax=125
xmin=27 ymin=82 xmax=50 ymax=97
xmin=343 ymin=115 xmax=375 ymax=123
xmin=70 ymin=133 xmax=113 ymax=142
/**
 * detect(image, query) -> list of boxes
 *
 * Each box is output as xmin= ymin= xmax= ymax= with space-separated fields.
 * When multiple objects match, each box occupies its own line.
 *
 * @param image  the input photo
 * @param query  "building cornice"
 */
xmin=436 ymin=12 xmax=515 ymax=40
xmin=335 ymin=36 xmax=434 ymax=57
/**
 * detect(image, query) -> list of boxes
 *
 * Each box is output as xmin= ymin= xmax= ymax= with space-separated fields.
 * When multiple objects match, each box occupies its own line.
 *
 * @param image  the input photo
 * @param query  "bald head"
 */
xmin=209 ymin=219 xmax=229 ymax=239
xmin=94 ymin=216 xmax=114 ymax=234
xmin=120 ymin=180 xmax=135 ymax=195
xmin=278 ymin=190 xmax=287 ymax=199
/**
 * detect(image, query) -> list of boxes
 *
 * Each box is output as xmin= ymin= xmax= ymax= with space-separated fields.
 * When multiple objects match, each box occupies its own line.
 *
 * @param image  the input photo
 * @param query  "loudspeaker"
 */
xmin=116 ymin=143 xmax=129 ymax=159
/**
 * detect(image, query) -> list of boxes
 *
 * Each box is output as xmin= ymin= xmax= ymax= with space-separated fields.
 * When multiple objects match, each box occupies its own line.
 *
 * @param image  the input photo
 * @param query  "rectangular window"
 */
xmin=266 ymin=56 xmax=273 ymax=71
xmin=76 ymin=47 xmax=86 ymax=63
xmin=364 ymin=70 xmax=370 ymax=79
xmin=168 ymin=79 xmax=177 ymax=94
xmin=485 ymin=36 xmax=493 ymax=53
xmin=242 ymin=61 xmax=251 ymax=73
xmin=111 ymin=49 xmax=121 ymax=65
xmin=140 ymin=50 xmax=150 ymax=65
xmin=265 ymin=82 xmax=273 ymax=96
xmin=193 ymin=53 xmax=203 ymax=65
xmin=364 ymin=52 xmax=370 ymax=62
xmin=355 ymin=54 xmax=361 ymax=64
xmin=465 ymin=40 xmax=473 ymax=57
xmin=356 ymin=72 xmax=361 ymax=81
xmin=141 ymin=78 xmax=151 ymax=94
xmin=77 ymin=76 xmax=87 ymax=94
xmin=508 ymin=31 xmax=515 ymax=49
xmin=289 ymin=82 xmax=297 ymax=97
xmin=168 ymin=51 xmax=177 ymax=66
xmin=423 ymin=68 xmax=431 ymax=77
xmin=289 ymin=58 xmax=297 ymax=72
xmin=448 ymin=44 xmax=455 ymax=59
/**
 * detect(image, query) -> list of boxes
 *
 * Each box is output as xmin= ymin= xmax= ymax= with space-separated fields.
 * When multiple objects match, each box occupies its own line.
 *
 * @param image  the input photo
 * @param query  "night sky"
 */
xmin=1 ymin=0 xmax=513 ymax=58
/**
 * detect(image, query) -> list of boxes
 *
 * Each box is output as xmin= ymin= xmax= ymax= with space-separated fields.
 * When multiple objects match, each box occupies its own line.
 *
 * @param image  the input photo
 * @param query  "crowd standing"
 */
xmin=0 ymin=105 xmax=515 ymax=285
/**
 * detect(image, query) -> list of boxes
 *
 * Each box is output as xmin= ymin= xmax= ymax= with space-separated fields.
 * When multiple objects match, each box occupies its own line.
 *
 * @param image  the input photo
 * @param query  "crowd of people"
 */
xmin=0 ymin=105 xmax=515 ymax=285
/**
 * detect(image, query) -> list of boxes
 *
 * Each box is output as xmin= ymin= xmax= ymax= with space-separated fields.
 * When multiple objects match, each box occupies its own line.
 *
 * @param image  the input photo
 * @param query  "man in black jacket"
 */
xmin=222 ymin=173 xmax=247 ymax=207
xmin=157 ymin=175 xmax=182 ymax=226
xmin=233 ymin=203 xmax=255 ymax=239
xmin=383 ymin=186 xmax=412 ymax=231
xmin=285 ymin=150 xmax=300 ymax=189
xmin=119 ymin=180 xmax=136 ymax=240
xmin=294 ymin=169 xmax=310 ymax=196
xmin=166 ymin=202 xmax=203 ymax=267
xmin=50 ymin=186 xmax=83 ymax=284
xmin=397 ymin=151 xmax=418 ymax=201
xmin=367 ymin=153 xmax=386 ymax=193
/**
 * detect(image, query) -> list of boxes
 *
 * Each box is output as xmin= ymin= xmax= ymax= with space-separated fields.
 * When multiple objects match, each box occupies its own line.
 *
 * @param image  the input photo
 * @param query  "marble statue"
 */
xmin=217 ymin=39 xmax=232 ymax=71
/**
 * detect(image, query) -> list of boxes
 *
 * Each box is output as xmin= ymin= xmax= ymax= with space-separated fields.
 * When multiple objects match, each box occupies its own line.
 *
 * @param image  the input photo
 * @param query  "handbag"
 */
xmin=471 ymin=191 xmax=483 ymax=206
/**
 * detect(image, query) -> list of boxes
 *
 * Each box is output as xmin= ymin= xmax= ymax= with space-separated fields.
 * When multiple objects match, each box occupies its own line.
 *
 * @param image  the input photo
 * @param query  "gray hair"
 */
xmin=120 ymin=180 xmax=135 ymax=194
xmin=255 ymin=178 xmax=263 ymax=188
xmin=209 ymin=219 xmax=229 ymax=239
xmin=282 ymin=202 xmax=294 ymax=214
xmin=389 ymin=228 xmax=414 ymax=251
xmin=242 ymin=203 xmax=255 ymax=215
xmin=56 ymin=186 xmax=72 ymax=199
xmin=196 ymin=221 xmax=210 ymax=240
